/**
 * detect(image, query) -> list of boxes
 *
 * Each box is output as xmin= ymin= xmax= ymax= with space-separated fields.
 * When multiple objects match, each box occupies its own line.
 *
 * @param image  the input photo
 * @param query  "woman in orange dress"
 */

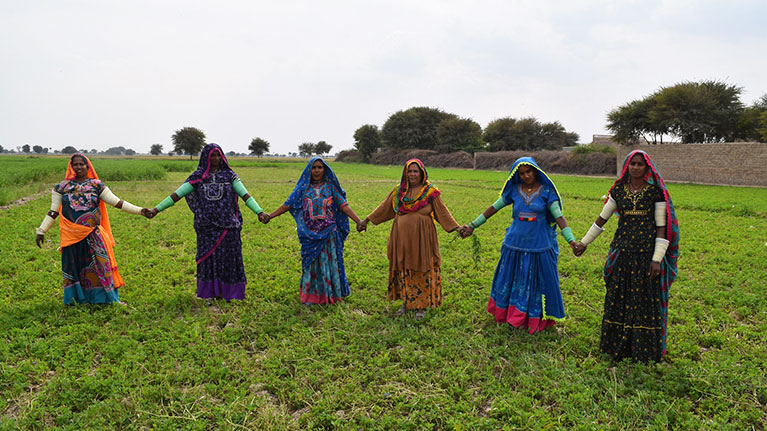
xmin=358 ymin=159 xmax=459 ymax=319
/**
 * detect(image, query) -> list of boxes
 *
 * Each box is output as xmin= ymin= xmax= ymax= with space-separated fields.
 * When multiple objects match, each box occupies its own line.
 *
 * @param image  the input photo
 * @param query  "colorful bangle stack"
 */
xmin=469 ymin=214 xmax=486 ymax=229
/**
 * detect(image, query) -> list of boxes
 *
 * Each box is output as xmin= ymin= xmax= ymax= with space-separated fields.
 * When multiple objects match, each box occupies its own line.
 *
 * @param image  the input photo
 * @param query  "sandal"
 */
xmin=395 ymin=305 xmax=407 ymax=316
xmin=415 ymin=309 xmax=426 ymax=319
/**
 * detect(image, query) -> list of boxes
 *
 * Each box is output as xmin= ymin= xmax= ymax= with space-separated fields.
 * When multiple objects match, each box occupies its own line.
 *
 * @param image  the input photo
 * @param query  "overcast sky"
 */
xmin=2 ymin=0 xmax=766 ymax=155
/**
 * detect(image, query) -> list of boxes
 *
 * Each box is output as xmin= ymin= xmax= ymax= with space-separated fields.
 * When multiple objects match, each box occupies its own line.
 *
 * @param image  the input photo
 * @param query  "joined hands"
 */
xmin=141 ymin=208 xmax=159 ymax=219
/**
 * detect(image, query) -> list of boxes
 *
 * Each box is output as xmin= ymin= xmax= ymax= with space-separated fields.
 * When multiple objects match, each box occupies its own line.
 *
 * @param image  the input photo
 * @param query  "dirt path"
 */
xmin=0 ymin=191 xmax=48 ymax=211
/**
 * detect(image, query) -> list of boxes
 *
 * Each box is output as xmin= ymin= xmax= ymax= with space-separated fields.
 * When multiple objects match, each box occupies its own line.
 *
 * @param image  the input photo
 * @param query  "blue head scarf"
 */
xmin=284 ymin=157 xmax=351 ymax=274
xmin=500 ymin=157 xmax=563 ymax=225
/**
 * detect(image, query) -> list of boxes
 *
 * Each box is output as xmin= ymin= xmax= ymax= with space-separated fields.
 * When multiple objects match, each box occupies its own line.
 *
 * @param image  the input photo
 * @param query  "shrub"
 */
xmin=370 ymin=149 xmax=473 ymax=168
xmin=475 ymin=150 xmax=615 ymax=175
xmin=335 ymin=150 xmax=363 ymax=163
xmin=572 ymin=143 xmax=616 ymax=155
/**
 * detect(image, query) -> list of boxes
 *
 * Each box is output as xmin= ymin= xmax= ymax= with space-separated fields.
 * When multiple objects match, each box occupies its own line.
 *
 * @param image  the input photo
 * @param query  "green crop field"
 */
xmin=1 ymin=155 xmax=766 ymax=430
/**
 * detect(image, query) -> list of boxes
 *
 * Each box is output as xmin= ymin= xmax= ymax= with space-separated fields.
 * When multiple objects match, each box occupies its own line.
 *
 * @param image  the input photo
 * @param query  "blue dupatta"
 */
xmin=284 ymin=158 xmax=351 ymax=274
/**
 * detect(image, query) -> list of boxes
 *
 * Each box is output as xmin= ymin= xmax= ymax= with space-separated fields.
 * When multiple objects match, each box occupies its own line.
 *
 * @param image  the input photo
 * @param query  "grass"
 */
xmin=0 ymin=157 xmax=766 ymax=430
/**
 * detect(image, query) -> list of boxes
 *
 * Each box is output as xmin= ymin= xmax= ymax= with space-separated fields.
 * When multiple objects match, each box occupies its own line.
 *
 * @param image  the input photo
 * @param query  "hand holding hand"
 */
xmin=35 ymin=234 xmax=44 ymax=248
xmin=357 ymin=219 xmax=368 ymax=233
xmin=648 ymin=261 xmax=661 ymax=279
xmin=459 ymin=225 xmax=474 ymax=238
xmin=572 ymin=242 xmax=586 ymax=257
xmin=141 ymin=208 xmax=155 ymax=219
xmin=258 ymin=212 xmax=270 ymax=224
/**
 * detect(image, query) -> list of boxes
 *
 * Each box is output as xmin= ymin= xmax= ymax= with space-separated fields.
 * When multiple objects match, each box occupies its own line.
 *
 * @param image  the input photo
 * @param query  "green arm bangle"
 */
xmin=175 ymin=182 xmax=194 ymax=198
xmin=549 ymin=201 xmax=563 ymax=219
xmin=156 ymin=196 xmax=175 ymax=212
xmin=245 ymin=197 xmax=263 ymax=214
xmin=156 ymin=183 xmax=194 ymax=212
xmin=561 ymin=226 xmax=575 ymax=243
xmin=492 ymin=196 xmax=508 ymax=211
xmin=469 ymin=214 xmax=487 ymax=229
xmin=232 ymin=178 xmax=248 ymax=197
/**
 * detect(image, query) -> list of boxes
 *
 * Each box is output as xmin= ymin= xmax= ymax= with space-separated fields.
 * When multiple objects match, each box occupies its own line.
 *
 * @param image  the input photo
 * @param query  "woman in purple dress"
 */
xmin=152 ymin=144 xmax=268 ymax=301
xmin=266 ymin=157 xmax=362 ymax=305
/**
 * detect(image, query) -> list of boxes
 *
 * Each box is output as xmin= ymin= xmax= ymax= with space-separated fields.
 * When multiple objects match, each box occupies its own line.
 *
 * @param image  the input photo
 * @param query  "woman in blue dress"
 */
xmin=265 ymin=158 xmax=362 ymax=305
xmin=462 ymin=157 xmax=578 ymax=333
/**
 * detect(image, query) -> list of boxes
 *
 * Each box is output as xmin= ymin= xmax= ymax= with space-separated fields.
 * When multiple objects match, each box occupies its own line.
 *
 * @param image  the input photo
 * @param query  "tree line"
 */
xmin=168 ymin=127 xmax=333 ymax=159
xmin=607 ymin=80 xmax=767 ymax=144
xmin=351 ymin=107 xmax=579 ymax=162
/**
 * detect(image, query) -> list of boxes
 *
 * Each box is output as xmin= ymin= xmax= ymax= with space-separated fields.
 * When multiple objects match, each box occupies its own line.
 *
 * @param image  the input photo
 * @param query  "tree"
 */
xmin=22 ymin=144 xmax=30 ymax=153
xmin=125 ymin=148 xmax=136 ymax=156
xmin=608 ymin=80 xmax=744 ymax=144
xmin=759 ymin=110 xmax=767 ymax=142
xmin=353 ymin=124 xmax=381 ymax=162
xmin=736 ymin=94 xmax=767 ymax=142
xmin=0 ymin=145 xmax=4 ymax=153
xmin=539 ymin=121 xmax=578 ymax=149
xmin=150 ymin=144 xmax=163 ymax=155
xmin=298 ymin=142 xmax=315 ymax=157
xmin=483 ymin=118 xmax=517 ymax=151
xmin=172 ymin=127 xmax=206 ymax=159
xmin=607 ymin=98 xmax=660 ymax=144
xmin=435 ymin=117 xmax=484 ymax=153
xmin=483 ymin=117 xmax=578 ymax=150
xmin=32 ymin=145 xmax=44 ymax=154
xmin=314 ymin=141 xmax=332 ymax=156
xmin=381 ymin=107 xmax=457 ymax=150
xmin=249 ymin=137 xmax=270 ymax=157
xmin=62 ymin=146 xmax=78 ymax=154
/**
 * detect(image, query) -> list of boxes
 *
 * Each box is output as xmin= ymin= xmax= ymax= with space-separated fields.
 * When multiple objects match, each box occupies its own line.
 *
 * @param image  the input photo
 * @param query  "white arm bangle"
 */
xmin=652 ymin=238 xmax=670 ymax=262
xmin=120 ymin=201 xmax=142 ymax=215
xmin=599 ymin=195 xmax=617 ymax=221
xmin=37 ymin=190 xmax=62 ymax=235
xmin=654 ymin=202 xmax=667 ymax=226
xmin=100 ymin=187 xmax=142 ymax=215
xmin=50 ymin=191 xmax=62 ymax=211
xmin=99 ymin=187 xmax=120 ymax=206
xmin=580 ymin=223 xmax=605 ymax=245
xmin=36 ymin=215 xmax=56 ymax=235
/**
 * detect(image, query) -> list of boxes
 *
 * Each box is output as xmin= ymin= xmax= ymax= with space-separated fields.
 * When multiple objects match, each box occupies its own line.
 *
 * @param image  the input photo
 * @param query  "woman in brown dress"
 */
xmin=358 ymin=159 xmax=459 ymax=319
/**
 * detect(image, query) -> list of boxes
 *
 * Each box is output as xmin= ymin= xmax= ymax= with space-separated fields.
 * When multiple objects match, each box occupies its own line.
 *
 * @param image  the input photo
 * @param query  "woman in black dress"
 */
xmin=575 ymin=150 xmax=680 ymax=363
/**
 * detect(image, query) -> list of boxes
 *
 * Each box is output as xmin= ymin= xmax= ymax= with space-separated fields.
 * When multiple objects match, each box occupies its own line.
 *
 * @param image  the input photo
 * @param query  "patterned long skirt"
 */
xmin=600 ymin=249 xmax=663 ymax=363
xmin=486 ymin=245 xmax=564 ymax=334
xmin=300 ymin=237 xmax=349 ymax=304
xmin=195 ymin=227 xmax=246 ymax=301
xmin=388 ymin=264 xmax=443 ymax=310
xmin=61 ymin=230 xmax=120 ymax=305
